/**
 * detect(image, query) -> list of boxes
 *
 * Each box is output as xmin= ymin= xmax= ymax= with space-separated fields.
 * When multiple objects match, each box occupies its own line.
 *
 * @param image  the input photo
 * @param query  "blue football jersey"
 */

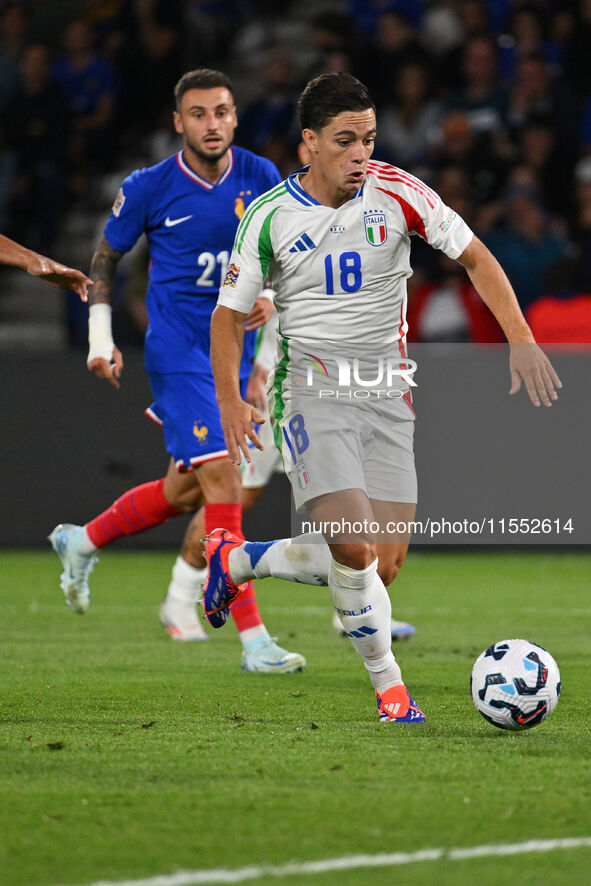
xmin=104 ymin=147 xmax=281 ymax=375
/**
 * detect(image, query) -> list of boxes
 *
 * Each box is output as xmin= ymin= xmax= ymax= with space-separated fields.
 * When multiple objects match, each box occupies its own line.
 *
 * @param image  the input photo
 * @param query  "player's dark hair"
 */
xmin=298 ymin=72 xmax=375 ymax=132
xmin=174 ymin=69 xmax=234 ymax=110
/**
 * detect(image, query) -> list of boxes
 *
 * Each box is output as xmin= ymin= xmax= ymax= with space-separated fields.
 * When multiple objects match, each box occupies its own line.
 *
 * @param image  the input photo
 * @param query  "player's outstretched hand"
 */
xmin=509 ymin=342 xmax=562 ymax=407
xmin=26 ymin=254 xmax=93 ymax=301
xmin=219 ymin=398 xmax=265 ymax=465
xmin=244 ymin=296 xmax=275 ymax=331
xmin=88 ymin=346 xmax=124 ymax=389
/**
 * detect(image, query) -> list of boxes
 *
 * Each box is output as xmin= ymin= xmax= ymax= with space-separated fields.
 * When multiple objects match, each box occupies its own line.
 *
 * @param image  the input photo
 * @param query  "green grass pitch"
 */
xmin=0 ymin=550 xmax=590 ymax=886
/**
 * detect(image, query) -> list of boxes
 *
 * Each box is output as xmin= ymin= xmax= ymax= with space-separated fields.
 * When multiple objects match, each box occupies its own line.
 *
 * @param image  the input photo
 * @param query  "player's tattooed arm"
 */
xmin=88 ymin=236 xmax=123 ymax=306
xmin=87 ymin=235 xmax=125 ymax=388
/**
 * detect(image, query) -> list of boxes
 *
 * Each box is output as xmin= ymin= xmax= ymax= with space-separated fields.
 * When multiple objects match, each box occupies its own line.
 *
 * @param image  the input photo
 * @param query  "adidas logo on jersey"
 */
xmin=289 ymin=233 xmax=316 ymax=253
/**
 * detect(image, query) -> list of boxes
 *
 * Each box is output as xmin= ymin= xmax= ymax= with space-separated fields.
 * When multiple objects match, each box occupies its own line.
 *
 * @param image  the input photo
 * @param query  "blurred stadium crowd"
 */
xmin=1 ymin=0 xmax=590 ymax=345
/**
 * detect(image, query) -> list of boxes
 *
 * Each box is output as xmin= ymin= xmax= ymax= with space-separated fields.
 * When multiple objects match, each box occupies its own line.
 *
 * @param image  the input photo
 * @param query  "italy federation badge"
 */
xmin=296 ymin=461 xmax=310 ymax=490
xmin=364 ymin=211 xmax=387 ymax=246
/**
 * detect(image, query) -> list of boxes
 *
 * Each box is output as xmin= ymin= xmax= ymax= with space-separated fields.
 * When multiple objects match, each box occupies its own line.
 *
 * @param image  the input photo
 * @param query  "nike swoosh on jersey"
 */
xmin=164 ymin=215 xmax=193 ymax=227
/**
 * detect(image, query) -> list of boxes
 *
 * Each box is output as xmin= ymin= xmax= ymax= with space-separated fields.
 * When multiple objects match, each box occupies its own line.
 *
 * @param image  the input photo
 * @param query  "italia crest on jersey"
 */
xmin=364 ymin=211 xmax=387 ymax=246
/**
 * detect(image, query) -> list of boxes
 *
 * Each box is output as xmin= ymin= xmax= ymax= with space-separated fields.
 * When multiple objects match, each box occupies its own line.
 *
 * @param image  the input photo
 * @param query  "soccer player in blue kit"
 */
xmin=49 ymin=69 xmax=305 ymax=673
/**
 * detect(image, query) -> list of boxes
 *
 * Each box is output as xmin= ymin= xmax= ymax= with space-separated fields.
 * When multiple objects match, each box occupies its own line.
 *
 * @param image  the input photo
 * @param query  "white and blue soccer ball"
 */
xmin=471 ymin=639 xmax=561 ymax=730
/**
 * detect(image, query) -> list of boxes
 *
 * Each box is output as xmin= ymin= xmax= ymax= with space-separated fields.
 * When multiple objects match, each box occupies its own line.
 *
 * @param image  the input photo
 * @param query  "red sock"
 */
xmin=86 ymin=478 xmax=181 ymax=548
xmin=228 ymin=581 xmax=261 ymax=630
xmin=204 ymin=503 xmax=264 ymax=632
xmin=204 ymin=502 xmax=243 ymax=540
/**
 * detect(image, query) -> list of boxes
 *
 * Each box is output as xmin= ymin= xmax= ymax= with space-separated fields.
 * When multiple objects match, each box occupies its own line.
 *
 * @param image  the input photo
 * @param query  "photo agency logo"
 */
xmin=297 ymin=344 xmax=417 ymax=400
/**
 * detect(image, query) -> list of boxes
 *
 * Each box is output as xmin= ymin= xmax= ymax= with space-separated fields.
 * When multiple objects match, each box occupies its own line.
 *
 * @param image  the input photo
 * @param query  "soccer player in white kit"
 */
xmin=203 ymin=73 xmax=561 ymax=723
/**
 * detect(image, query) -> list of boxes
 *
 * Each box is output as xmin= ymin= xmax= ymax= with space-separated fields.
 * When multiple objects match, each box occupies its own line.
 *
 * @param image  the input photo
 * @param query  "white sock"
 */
xmin=80 ymin=527 xmax=98 ymax=555
xmin=228 ymin=534 xmax=330 ymax=585
xmin=328 ymin=557 xmax=402 ymax=693
xmin=239 ymin=625 xmax=268 ymax=645
xmin=166 ymin=556 xmax=207 ymax=605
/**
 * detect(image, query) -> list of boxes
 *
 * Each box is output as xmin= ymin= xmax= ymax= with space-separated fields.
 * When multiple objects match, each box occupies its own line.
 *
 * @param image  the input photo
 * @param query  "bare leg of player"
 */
xmin=209 ymin=495 xmax=416 ymax=641
xmin=202 ymin=490 xmax=425 ymax=722
xmin=161 ymin=463 xmax=306 ymax=672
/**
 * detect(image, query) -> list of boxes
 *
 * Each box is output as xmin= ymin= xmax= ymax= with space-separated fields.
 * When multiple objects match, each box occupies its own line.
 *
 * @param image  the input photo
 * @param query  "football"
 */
xmin=471 ymin=639 xmax=561 ymax=730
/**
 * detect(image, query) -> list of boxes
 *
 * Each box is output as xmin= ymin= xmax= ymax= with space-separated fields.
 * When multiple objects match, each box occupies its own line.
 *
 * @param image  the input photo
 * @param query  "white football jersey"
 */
xmin=254 ymin=311 xmax=280 ymax=373
xmin=218 ymin=160 xmax=473 ymax=348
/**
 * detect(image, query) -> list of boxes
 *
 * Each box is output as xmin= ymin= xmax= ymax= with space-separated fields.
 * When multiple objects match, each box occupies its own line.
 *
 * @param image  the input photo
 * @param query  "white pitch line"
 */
xmin=54 ymin=836 xmax=591 ymax=886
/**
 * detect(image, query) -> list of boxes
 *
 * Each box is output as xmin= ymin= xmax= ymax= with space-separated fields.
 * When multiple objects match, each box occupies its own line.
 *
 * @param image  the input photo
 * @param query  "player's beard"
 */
xmin=186 ymin=136 xmax=233 ymax=166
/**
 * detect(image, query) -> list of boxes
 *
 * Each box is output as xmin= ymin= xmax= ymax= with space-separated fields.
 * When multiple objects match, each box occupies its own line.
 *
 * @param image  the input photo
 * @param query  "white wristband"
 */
xmin=87 ymin=303 xmax=115 ymax=365
xmin=260 ymin=287 xmax=275 ymax=301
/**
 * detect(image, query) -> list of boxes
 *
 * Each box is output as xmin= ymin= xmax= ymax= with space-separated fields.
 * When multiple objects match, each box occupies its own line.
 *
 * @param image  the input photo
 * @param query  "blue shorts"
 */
xmin=145 ymin=372 xmax=248 ymax=472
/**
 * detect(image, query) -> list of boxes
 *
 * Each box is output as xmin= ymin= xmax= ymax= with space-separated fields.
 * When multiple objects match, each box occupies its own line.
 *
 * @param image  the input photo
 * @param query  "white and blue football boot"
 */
xmin=159 ymin=596 xmax=209 ymax=641
xmin=241 ymin=635 xmax=306 ymax=674
xmin=48 ymin=523 xmax=97 ymax=614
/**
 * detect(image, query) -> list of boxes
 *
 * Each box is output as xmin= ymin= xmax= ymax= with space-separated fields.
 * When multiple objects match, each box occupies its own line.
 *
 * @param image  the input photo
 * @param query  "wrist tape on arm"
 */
xmin=87 ymin=303 xmax=114 ymax=365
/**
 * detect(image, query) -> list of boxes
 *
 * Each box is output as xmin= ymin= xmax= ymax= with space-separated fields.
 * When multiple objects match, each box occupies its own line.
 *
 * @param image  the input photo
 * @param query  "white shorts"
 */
xmin=241 ymin=403 xmax=284 ymax=489
xmin=269 ymin=391 xmax=417 ymax=513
